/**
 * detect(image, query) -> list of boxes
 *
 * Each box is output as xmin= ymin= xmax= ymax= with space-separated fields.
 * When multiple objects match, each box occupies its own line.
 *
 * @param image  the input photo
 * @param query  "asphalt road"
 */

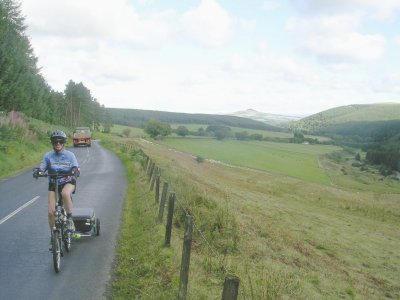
xmin=0 ymin=140 xmax=127 ymax=300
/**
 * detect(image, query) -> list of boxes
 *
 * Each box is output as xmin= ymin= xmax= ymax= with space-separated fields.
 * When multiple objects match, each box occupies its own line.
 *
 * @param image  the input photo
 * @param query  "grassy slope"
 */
xmin=0 ymin=118 xmax=72 ymax=179
xmin=291 ymin=103 xmax=400 ymax=132
xmin=123 ymin=137 xmax=399 ymax=299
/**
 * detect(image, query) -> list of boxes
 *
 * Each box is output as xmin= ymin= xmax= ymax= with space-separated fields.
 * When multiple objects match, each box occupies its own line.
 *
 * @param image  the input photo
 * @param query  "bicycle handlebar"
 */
xmin=32 ymin=167 xmax=77 ymax=179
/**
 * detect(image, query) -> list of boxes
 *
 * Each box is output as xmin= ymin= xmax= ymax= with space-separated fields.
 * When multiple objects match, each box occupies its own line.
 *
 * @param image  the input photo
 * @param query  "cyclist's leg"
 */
xmin=48 ymin=191 xmax=56 ymax=229
xmin=61 ymin=183 xmax=75 ymax=215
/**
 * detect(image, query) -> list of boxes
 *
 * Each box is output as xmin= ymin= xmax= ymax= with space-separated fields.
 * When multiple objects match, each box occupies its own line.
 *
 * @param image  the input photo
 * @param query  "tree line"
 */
xmin=319 ymin=120 xmax=400 ymax=172
xmin=0 ymin=0 xmax=112 ymax=130
xmin=107 ymin=107 xmax=283 ymax=132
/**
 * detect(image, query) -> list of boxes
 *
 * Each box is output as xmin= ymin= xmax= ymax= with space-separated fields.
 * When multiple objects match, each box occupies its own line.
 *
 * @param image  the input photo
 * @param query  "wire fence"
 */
xmin=120 ymin=142 xmax=240 ymax=300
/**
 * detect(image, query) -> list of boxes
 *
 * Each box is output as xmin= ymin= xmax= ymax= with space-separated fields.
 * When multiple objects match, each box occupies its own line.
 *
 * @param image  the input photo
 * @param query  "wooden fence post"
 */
xmin=164 ymin=192 xmax=175 ymax=247
xmin=146 ymin=159 xmax=151 ymax=175
xmin=221 ymin=276 xmax=240 ymax=300
xmin=148 ymin=162 xmax=155 ymax=180
xmin=150 ymin=167 xmax=157 ymax=191
xmin=178 ymin=215 xmax=193 ymax=300
xmin=158 ymin=182 xmax=168 ymax=222
xmin=155 ymin=174 xmax=160 ymax=202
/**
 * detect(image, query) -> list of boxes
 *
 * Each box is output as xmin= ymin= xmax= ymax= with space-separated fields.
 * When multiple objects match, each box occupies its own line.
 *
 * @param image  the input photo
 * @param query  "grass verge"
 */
xmin=102 ymin=138 xmax=180 ymax=299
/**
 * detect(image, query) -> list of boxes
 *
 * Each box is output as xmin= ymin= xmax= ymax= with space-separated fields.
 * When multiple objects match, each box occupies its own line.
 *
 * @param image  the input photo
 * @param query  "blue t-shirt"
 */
xmin=40 ymin=149 xmax=79 ymax=185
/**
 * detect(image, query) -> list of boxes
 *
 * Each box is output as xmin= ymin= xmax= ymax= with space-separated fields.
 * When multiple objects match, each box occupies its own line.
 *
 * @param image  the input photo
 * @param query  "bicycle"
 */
xmin=33 ymin=168 xmax=76 ymax=273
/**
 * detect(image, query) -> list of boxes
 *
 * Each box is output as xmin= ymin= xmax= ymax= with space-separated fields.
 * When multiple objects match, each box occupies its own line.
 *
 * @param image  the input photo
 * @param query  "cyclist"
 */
xmin=34 ymin=130 xmax=80 ymax=250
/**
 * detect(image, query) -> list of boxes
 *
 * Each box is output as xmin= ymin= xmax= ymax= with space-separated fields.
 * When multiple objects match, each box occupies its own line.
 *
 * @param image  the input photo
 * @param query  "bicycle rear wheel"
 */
xmin=52 ymin=230 xmax=61 ymax=273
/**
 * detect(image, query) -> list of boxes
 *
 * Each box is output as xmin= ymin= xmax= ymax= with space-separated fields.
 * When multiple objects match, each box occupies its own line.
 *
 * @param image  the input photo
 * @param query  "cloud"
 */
xmin=289 ymin=0 xmax=400 ymax=19
xmin=262 ymin=1 xmax=280 ymax=12
xmin=223 ymin=43 xmax=320 ymax=86
xmin=373 ymin=73 xmax=400 ymax=93
xmin=236 ymin=18 xmax=257 ymax=31
xmin=180 ymin=0 xmax=233 ymax=47
xmin=304 ymin=31 xmax=385 ymax=62
xmin=286 ymin=14 xmax=386 ymax=64
xmin=22 ymin=0 xmax=174 ymax=47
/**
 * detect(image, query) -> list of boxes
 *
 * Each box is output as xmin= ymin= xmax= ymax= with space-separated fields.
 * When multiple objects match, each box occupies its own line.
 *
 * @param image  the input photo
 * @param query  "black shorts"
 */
xmin=48 ymin=179 xmax=76 ymax=193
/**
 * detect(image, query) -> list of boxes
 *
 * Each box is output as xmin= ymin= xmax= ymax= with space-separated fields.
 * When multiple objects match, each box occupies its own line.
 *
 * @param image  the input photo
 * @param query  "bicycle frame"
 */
xmin=34 ymin=169 xmax=75 ymax=273
xmin=52 ymin=172 xmax=75 ymax=273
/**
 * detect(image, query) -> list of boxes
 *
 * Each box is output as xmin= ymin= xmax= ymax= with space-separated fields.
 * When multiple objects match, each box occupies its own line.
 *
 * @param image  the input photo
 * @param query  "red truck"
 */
xmin=73 ymin=127 xmax=92 ymax=147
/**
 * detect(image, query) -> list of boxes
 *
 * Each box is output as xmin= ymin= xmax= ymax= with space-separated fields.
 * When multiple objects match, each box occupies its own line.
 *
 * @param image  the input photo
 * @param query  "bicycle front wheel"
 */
xmin=64 ymin=230 xmax=71 ymax=252
xmin=52 ymin=230 xmax=61 ymax=273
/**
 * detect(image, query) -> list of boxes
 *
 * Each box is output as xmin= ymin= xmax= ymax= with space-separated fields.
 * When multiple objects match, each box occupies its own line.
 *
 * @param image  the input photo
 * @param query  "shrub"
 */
xmin=196 ymin=156 xmax=205 ymax=163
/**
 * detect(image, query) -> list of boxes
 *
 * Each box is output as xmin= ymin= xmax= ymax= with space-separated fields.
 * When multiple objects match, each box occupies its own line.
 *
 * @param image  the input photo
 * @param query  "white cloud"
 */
xmin=223 ymin=43 xmax=320 ymax=86
xmin=287 ymin=14 xmax=386 ymax=64
xmin=236 ymin=18 xmax=257 ymax=31
xmin=304 ymin=32 xmax=385 ymax=62
xmin=22 ymin=0 xmax=174 ymax=47
xmin=224 ymin=53 xmax=247 ymax=72
xmin=290 ymin=0 xmax=400 ymax=19
xmin=137 ymin=0 xmax=153 ymax=5
xmin=180 ymin=0 xmax=233 ymax=47
xmin=373 ymin=73 xmax=400 ymax=93
xmin=262 ymin=1 xmax=280 ymax=12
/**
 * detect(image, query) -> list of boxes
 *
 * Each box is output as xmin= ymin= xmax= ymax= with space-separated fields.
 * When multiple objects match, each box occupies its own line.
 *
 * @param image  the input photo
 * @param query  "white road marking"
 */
xmin=0 ymin=196 xmax=40 ymax=225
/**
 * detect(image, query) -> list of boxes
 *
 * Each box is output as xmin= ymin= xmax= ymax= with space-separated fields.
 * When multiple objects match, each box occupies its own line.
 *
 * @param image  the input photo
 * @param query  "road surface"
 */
xmin=0 ymin=140 xmax=126 ymax=299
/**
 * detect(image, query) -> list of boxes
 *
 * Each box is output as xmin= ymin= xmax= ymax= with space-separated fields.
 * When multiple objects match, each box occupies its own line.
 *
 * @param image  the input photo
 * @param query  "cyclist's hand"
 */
xmin=33 ymin=168 xmax=44 ymax=178
xmin=72 ymin=167 xmax=80 ymax=178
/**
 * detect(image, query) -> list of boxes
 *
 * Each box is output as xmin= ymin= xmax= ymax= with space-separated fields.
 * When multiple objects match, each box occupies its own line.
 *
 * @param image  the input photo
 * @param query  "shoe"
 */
xmin=49 ymin=236 xmax=53 ymax=251
xmin=66 ymin=218 xmax=75 ymax=232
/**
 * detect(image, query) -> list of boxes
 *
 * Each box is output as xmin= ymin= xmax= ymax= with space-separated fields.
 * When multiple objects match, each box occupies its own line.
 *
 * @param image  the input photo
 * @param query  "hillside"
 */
xmin=289 ymin=103 xmax=400 ymax=133
xmin=107 ymin=108 xmax=284 ymax=131
xmin=229 ymin=108 xmax=303 ymax=126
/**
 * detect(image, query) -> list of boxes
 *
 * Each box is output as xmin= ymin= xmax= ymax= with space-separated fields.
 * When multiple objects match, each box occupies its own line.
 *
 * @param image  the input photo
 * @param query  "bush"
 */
xmin=351 ymin=162 xmax=362 ymax=167
xmin=196 ymin=156 xmax=205 ymax=163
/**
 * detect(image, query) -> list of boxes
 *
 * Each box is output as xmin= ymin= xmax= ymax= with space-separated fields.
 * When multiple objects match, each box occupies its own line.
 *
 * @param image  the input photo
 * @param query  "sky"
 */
xmin=20 ymin=0 xmax=400 ymax=116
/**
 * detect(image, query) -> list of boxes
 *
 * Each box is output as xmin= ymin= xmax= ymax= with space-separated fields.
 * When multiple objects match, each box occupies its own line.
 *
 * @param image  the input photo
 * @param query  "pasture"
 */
xmin=161 ymin=137 xmax=341 ymax=184
xmin=111 ymin=124 xmax=145 ymax=137
xmin=170 ymin=123 xmax=331 ymax=142
xmin=125 ymin=137 xmax=400 ymax=299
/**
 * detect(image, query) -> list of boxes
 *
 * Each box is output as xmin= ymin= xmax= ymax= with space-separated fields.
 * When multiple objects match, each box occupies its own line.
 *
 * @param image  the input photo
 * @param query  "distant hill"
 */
xmin=229 ymin=109 xmax=303 ymax=126
xmin=289 ymin=103 xmax=400 ymax=133
xmin=107 ymin=108 xmax=284 ymax=132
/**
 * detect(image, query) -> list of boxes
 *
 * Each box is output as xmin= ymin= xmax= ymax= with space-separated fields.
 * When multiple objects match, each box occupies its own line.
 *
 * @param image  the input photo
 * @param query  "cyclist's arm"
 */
xmin=70 ymin=152 xmax=80 ymax=177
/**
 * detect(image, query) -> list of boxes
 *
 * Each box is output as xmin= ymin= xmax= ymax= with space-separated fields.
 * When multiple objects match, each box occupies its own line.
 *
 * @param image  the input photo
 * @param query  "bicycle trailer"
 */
xmin=72 ymin=207 xmax=100 ymax=236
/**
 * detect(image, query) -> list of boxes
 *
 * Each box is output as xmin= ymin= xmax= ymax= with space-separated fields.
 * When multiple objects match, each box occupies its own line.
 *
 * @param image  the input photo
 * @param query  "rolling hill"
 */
xmin=229 ymin=108 xmax=303 ymax=126
xmin=289 ymin=103 xmax=400 ymax=133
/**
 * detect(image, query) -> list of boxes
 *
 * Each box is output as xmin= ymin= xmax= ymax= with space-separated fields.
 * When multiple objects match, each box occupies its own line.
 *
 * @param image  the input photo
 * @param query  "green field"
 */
xmin=112 ymin=136 xmax=400 ymax=299
xmin=111 ymin=124 xmax=146 ymax=137
xmin=161 ymin=137 xmax=341 ymax=184
xmin=170 ymin=123 xmax=331 ymax=142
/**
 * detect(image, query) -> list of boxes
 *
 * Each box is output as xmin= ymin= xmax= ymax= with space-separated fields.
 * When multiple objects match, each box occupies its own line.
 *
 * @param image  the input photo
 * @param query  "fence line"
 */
xmin=122 ymin=143 xmax=239 ymax=299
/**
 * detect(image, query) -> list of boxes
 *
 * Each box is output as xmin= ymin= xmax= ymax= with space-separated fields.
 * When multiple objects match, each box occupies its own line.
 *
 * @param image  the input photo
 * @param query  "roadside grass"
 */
xmin=103 ymin=137 xmax=243 ymax=299
xmin=102 ymin=143 xmax=179 ymax=299
xmin=0 ymin=117 xmax=68 ymax=179
xmin=161 ymin=137 xmax=341 ymax=184
xmin=0 ymin=140 xmax=48 ymax=179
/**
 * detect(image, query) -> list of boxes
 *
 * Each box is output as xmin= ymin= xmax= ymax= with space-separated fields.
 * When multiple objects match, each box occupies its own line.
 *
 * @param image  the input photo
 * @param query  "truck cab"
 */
xmin=73 ymin=127 xmax=92 ymax=147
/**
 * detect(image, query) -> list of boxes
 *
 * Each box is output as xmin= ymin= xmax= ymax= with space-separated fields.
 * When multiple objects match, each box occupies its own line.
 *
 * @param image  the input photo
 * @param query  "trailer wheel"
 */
xmin=96 ymin=218 xmax=100 ymax=236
